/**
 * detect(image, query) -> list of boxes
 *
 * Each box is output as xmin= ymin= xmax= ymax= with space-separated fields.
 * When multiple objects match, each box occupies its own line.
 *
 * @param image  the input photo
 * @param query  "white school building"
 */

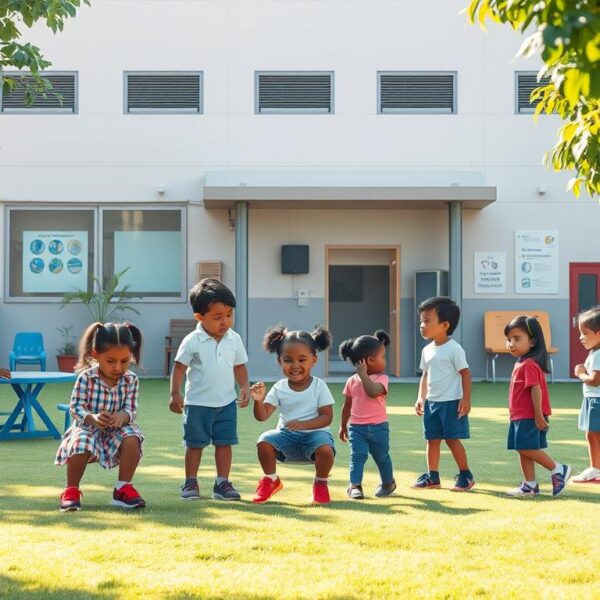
xmin=0 ymin=0 xmax=598 ymax=380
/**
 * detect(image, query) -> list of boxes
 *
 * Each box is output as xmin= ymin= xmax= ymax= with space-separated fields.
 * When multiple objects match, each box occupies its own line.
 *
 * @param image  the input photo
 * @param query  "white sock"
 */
xmin=266 ymin=473 xmax=278 ymax=481
xmin=215 ymin=476 xmax=227 ymax=485
xmin=551 ymin=463 xmax=563 ymax=475
xmin=526 ymin=480 xmax=537 ymax=488
xmin=116 ymin=480 xmax=129 ymax=490
xmin=314 ymin=476 xmax=328 ymax=483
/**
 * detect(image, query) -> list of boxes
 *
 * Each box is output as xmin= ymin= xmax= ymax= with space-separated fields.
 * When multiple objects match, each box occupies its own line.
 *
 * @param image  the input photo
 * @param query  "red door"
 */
xmin=569 ymin=263 xmax=600 ymax=374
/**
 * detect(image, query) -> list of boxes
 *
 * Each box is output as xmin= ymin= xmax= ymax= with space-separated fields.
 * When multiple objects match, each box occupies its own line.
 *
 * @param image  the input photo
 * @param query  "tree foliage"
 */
xmin=466 ymin=0 xmax=600 ymax=198
xmin=0 ymin=0 xmax=89 ymax=102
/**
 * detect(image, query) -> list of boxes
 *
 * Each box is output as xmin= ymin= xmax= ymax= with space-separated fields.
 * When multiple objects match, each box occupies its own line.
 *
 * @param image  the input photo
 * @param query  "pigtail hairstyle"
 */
xmin=504 ymin=315 xmax=549 ymax=373
xmin=263 ymin=324 xmax=331 ymax=356
xmin=339 ymin=329 xmax=391 ymax=365
xmin=74 ymin=321 xmax=143 ymax=372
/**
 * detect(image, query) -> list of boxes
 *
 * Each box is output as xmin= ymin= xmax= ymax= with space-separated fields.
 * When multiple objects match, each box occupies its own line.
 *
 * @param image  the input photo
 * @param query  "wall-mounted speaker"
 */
xmin=281 ymin=245 xmax=309 ymax=274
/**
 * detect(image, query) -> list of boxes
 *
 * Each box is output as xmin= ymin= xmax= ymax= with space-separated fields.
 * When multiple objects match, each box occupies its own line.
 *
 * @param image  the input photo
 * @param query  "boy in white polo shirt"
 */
xmin=413 ymin=296 xmax=474 ymax=491
xmin=169 ymin=278 xmax=250 ymax=501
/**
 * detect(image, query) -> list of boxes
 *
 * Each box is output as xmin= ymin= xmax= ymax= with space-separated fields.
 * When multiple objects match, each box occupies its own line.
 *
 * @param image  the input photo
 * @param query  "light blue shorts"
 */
xmin=257 ymin=428 xmax=335 ymax=463
xmin=579 ymin=397 xmax=600 ymax=432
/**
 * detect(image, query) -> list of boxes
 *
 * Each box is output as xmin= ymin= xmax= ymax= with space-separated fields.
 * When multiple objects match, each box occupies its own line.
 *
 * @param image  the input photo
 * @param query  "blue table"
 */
xmin=0 ymin=371 xmax=76 ymax=441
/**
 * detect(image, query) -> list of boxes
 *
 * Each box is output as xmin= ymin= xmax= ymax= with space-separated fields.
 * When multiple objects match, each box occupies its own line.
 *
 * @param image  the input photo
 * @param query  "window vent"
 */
xmin=1 ymin=72 xmax=77 ymax=113
xmin=197 ymin=261 xmax=222 ymax=281
xmin=256 ymin=72 xmax=333 ymax=114
xmin=379 ymin=72 xmax=456 ymax=114
xmin=516 ymin=72 xmax=551 ymax=114
xmin=125 ymin=72 xmax=203 ymax=114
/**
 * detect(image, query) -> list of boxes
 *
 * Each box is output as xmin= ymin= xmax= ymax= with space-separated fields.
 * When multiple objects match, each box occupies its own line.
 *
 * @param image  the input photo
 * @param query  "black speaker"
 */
xmin=281 ymin=245 xmax=309 ymax=274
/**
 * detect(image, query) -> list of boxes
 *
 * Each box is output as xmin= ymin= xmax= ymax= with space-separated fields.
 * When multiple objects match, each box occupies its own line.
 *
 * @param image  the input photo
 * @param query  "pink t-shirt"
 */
xmin=342 ymin=373 xmax=389 ymax=425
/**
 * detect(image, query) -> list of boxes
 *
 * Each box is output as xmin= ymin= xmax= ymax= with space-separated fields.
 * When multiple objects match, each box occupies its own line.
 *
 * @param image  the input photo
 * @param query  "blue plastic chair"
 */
xmin=9 ymin=332 xmax=47 ymax=370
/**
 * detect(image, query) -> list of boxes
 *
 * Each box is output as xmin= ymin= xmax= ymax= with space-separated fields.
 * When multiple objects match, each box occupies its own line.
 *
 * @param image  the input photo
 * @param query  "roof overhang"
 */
xmin=203 ymin=170 xmax=496 ymax=209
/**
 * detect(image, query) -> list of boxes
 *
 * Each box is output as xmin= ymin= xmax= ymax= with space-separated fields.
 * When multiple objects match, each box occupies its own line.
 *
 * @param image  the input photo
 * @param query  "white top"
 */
xmin=264 ymin=377 xmax=335 ymax=432
xmin=420 ymin=338 xmax=469 ymax=402
xmin=584 ymin=348 xmax=600 ymax=397
xmin=174 ymin=324 xmax=248 ymax=407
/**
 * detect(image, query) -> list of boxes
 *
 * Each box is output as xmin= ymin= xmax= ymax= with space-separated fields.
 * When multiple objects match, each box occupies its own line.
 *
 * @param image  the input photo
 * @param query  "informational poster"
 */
xmin=114 ymin=231 xmax=181 ymax=293
xmin=23 ymin=231 xmax=88 ymax=293
xmin=515 ymin=230 xmax=559 ymax=294
xmin=474 ymin=252 xmax=506 ymax=293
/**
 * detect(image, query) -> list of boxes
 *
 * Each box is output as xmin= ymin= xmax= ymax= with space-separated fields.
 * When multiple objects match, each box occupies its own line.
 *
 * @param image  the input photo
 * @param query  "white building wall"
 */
xmin=0 ymin=0 xmax=597 ymax=377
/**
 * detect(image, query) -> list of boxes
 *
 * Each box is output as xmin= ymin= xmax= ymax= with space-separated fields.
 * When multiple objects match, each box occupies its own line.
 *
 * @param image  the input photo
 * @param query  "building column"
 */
xmin=235 ymin=201 xmax=249 ymax=346
xmin=449 ymin=201 xmax=463 ymax=342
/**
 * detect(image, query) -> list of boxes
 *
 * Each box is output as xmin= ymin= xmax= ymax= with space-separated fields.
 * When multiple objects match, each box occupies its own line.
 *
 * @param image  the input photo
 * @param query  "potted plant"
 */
xmin=61 ymin=268 xmax=141 ymax=323
xmin=56 ymin=325 xmax=78 ymax=372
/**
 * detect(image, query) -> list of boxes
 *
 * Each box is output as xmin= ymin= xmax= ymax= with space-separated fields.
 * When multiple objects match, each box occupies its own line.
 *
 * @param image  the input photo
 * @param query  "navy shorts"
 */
xmin=579 ymin=397 xmax=600 ymax=432
xmin=507 ymin=418 xmax=548 ymax=450
xmin=423 ymin=399 xmax=470 ymax=440
xmin=257 ymin=428 xmax=335 ymax=463
xmin=183 ymin=400 xmax=238 ymax=448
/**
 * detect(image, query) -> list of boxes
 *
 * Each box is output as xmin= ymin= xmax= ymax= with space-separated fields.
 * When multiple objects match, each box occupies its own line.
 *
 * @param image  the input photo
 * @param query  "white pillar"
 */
xmin=449 ymin=201 xmax=463 ymax=342
xmin=235 ymin=201 xmax=248 ymax=346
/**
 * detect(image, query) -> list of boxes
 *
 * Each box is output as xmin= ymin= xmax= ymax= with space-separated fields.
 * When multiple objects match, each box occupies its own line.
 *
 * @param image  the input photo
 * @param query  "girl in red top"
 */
xmin=504 ymin=315 xmax=570 ymax=497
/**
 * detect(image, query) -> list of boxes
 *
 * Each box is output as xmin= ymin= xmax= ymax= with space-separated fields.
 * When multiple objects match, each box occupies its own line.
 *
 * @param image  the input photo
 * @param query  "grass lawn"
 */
xmin=1 ymin=380 xmax=599 ymax=599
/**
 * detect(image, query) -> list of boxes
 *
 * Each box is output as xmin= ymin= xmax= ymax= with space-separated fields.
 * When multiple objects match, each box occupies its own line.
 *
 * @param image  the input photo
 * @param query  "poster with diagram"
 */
xmin=474 ymin=252 xmax=506 ymax=293
xmin=515 ymin=230 xmax=559 ymax=294
xmin=23 ymin=231 xmax=88 ymax=293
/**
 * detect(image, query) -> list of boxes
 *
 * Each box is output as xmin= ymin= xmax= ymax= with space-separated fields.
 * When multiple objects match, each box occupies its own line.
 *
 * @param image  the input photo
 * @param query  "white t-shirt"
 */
xmin=420 ymin=338 xmax=469 ymax=402
xmin=264 ymin=377 xmax=335 ymax=432
xmin=174 ymin=324 xmax=248 ymax=408
xmin=584 ymin=348 xmax=600 ymax=397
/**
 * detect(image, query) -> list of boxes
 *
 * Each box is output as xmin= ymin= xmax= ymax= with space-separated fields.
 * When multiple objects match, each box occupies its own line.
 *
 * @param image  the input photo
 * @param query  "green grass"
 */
xmin=1 ymin=381 xmax=599 ymax=599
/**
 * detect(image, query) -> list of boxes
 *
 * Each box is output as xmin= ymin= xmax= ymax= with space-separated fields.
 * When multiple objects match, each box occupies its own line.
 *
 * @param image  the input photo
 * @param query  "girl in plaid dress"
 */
xmin=56 ymin=322 xmax=146 ymax=512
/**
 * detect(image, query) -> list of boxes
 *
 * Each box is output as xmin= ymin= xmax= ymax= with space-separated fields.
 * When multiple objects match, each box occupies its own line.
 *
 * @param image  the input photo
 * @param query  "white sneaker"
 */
xmin=506 ymin=482 xmax=540 ymax=497
xmin=571 ymin=467 xmax=600 ymax=484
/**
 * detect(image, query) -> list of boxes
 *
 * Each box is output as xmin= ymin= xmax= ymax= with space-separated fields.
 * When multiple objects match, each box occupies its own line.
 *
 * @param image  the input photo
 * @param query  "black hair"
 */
xmin=579 ymin=305 xmax=600 ymax=333
xmin=418 ymin=296 xmax=461 ymax=335
xmin=189 ymin=278 xmax=236 ymax=315
xmin=339 ymin=330 xmax=390 ymax=365
xmin=503 ymin=315 xmax=549 ymax=373
xmin=263 ymin=324 xmax=331 ymax=357
xmin=76 ymin=321 xmax=143 ymax=372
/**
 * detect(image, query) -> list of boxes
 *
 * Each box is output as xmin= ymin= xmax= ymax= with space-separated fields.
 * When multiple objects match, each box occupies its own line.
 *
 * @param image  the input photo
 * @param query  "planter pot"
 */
xmin=57 ymin=355 xmax=78 ymax=373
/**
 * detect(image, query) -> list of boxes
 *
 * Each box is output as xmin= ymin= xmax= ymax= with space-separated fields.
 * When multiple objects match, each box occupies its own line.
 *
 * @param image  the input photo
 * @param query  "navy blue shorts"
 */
xmin=578 ymin=397 xmax=600 ymax=432
xmin=423 ymin=399 xmax=470 ymax=440
xmin=257 ymin=428 xmax=335 ymax=463
xmin=183 ymin=400 xmax=238 ymax=448
xmin=507 ymin=418 xmax=548 ymax=450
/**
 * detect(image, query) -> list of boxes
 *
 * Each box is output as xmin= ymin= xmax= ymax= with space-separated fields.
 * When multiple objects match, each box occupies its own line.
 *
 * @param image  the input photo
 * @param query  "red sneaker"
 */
xmin=312 ymin=480 xmax=331 ymax=504
xmin=252 ymin=476 xmax=283 ymax=503
xmin=111 ymin=483 xmax=146 ymax=509
xmin=60 ymin=486 xmax=82 ymax=512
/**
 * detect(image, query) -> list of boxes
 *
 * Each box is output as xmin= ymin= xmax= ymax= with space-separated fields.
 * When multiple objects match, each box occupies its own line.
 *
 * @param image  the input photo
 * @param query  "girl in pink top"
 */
xmin=339 ymin=330 xmax=396 ymax=500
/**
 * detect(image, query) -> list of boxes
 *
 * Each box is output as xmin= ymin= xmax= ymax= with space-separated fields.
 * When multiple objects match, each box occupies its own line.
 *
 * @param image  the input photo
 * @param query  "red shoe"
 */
xmin=312 ymin=480 xmax=331 ymax=504
xmin=252 ymin=476 xmax=283 ymax=503
xmin=60 ymin=486 xmax=82 ymax=512
xmin=111 ymin=483 xmax=146 ymax=509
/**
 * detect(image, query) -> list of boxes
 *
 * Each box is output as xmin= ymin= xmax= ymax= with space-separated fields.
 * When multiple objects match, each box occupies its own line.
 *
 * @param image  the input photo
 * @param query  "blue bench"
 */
xmin=56 ymin=404 xmax=71 ymax=431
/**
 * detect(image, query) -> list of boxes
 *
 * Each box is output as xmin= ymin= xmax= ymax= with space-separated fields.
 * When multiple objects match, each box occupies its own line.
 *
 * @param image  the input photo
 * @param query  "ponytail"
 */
xmin=263 ymin=324 xmax=331 ymax=356
xmin=338 ymin=330 xmax=390 ymax=365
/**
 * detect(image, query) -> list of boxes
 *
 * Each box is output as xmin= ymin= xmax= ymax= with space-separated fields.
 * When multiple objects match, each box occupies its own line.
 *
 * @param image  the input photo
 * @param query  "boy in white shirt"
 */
xmin=169 ymin=279 xmax=250 ymax=501
xmin=413 ymin=296 xmax=474 ymax=491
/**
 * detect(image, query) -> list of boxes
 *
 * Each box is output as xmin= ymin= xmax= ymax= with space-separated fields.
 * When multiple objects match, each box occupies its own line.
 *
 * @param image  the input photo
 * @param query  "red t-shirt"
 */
xmin=508 ymin=358 xmax=551 ymax=421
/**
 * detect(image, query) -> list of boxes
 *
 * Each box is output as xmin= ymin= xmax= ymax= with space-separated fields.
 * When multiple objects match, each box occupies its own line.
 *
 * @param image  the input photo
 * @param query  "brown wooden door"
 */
xmin=569 ymin=263 xmax=600 ymax=374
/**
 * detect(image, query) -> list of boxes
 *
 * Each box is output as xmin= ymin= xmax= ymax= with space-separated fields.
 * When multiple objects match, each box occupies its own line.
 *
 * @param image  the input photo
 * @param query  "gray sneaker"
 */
xmin=374 ymin=480 xmax=397 ymax=497
xmin=347 ymin=484 xmax=364 ymax=500
xmin=180 ymin=481 xmax=200 ymax=500
xmin=213 ymin=480 xmax=241 ymax=501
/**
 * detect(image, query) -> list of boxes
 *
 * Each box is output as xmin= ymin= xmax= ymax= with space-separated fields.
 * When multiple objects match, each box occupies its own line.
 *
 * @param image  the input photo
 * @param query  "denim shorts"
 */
xmin=183 ymin=400 xmax=238 ymax=448
xmin=423 ymin=399 xmax=470 ymax=440
xmin=579 ymin=397 xmax=600 ymax=432
xmin=507 ymin=418 xmax=548 ymax=450
xmin=257 ymin=428 xmax=335 ymax=463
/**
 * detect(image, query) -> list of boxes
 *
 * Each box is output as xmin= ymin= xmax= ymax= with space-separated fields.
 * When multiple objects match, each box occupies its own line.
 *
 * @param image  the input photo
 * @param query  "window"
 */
xmin=124 ymin=72 xmax=203 ymax=114
xmin=0 ymin=72 xmax=78 ymax=114
xmin=255 ymin=71 xmax=334 ymax=114
xmin=378 ymin=71 xmax=457 ymax=114
xmin=6 ymin=207 xmax=186 ymax=301
xmin=515 ymin=71 xmax=551 ymax=114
